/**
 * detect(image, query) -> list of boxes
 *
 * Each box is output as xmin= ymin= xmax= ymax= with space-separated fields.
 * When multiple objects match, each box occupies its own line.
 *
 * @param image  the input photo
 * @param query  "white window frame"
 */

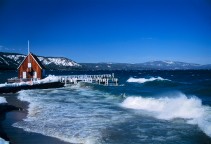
xmin=23 ymin=72 xmax=26 ymax=79
xmin=28 ymin=63 xmax=31 ymax=68
xmin=33 ymin=71 xmax=37 ymax=78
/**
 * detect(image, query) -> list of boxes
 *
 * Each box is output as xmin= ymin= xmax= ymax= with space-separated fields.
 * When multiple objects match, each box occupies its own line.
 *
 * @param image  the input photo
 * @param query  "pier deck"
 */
xmin=58 ymin=73 xmax=118 ymax=85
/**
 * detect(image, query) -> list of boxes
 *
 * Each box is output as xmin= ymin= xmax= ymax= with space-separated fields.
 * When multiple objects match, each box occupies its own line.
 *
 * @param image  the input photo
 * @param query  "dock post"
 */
xmin=115 ymin=78 xmax=118 ymax=86
xmin=65 ymin=77 xmax=67 ymax=85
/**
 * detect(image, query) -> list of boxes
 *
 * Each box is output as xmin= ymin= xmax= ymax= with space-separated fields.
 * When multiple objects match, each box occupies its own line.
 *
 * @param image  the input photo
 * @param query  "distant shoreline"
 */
xmin=1 ymin=51 xmax=211 ymax=70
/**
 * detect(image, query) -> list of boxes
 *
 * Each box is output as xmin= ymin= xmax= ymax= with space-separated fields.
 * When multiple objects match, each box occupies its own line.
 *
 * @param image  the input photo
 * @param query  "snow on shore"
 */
xmin=0 ymin=75 xmax=60 ymax=88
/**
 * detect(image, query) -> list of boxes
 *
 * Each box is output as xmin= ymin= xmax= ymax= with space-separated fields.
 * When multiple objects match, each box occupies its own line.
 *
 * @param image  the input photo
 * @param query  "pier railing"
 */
xmin=58 ymin=73 xmax=118 ymax=85
xmin=7 ymin=74 xmax=118 ymax=86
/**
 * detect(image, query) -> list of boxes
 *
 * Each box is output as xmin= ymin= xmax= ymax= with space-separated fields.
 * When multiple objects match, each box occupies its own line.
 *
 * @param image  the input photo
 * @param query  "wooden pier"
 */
xmin=58 ymin=73 xmax=118 ymax=86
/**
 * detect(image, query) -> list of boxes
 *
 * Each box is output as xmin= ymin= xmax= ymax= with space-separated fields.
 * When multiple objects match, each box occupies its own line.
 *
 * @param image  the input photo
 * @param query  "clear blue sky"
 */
xmin=0 ymin=0 xmax=211 ymax=64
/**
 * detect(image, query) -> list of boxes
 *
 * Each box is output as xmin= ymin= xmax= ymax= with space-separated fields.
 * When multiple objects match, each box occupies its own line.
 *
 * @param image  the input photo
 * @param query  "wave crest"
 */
xmin=127 ymin=77 xmax=170 ymax=84
xmin=0 ymin=97 xmax=7 ymax=104
xmin=0 ymin=138 xmax=9 ymax=144
xmin=121 ymin=93 xmax=211 ymax=137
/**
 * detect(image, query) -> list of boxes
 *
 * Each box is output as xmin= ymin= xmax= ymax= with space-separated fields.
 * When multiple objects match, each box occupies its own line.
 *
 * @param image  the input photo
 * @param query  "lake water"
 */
xmin=1 ymin=70 xmax=211 ymax=144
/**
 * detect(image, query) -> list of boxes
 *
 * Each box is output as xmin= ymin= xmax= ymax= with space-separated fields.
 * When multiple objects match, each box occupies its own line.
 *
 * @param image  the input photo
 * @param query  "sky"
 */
xmin=0 ymin=0 xmax=211 ymax=64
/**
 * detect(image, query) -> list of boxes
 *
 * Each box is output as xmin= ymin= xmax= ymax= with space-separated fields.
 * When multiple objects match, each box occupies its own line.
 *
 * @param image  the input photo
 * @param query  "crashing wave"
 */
xmin=121 ymin=92 xmax=211 ymax=137
xmin=0 ymin=97 xmax=7 ymax=104
xmin=127 ymin=77 xmax=170 ymax=84
xmin=0 ymin=138 xmax=9 ymax=144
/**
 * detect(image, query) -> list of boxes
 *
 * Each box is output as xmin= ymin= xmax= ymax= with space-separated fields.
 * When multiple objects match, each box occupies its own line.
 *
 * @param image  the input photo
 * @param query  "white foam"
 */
xmin=0 ymin=138 xmax=9 ymax=144
xmin=14 ymin=88 xmax=129 ymax=144
xmin=0 ymin=75 xmax=59 ymax=88
xmin=0 ymin=82 xmax=29 ymax=88
xmin=127 ymin=77 xmax=170 ymax=84
xmin=121 ymin=92 xmax=211 ymax=137
xmin=38 ymin=75 xmax=60 ymax=83
xmin=0 ymin=97 xmax=7 ymax=104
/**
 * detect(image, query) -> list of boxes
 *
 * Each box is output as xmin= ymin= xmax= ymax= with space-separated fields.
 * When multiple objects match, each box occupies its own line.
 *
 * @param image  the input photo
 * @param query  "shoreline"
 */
xmin=0 ymin=93 xmax=70 ymax=144
xmin=0 ymin=102 xmax=21 ymax=143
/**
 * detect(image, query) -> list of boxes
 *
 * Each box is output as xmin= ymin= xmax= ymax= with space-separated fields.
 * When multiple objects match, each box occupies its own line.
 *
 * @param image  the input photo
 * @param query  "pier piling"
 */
xmin=58 ymin=74 xmax=118 ymax=86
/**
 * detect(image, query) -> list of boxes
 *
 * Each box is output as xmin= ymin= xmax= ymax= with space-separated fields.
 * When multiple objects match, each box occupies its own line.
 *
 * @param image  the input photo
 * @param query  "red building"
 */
xmin=17 ymin=53 xmax=45 ymax=80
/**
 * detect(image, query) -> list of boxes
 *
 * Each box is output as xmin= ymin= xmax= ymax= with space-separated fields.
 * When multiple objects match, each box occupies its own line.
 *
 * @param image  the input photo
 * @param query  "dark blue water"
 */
xmin=1 ymin=70 xmax=211 ymax=144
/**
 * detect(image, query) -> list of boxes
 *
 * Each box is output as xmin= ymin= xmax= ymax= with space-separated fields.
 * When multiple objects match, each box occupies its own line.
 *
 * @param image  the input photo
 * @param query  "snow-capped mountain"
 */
xmin=81 ymin=61 xmax=211 ymax=70
xmin=37 ymin=56 xmax=80 ymax=70
xmin=0 ymin=52 xmax=81 ymax=70
xmin=0 ymin=52 xmax=210 ymax=70
xmin=0 ymin=52 xmax=25 ymax=70
xmin=139 ymin=61 xmax=201 ymax=70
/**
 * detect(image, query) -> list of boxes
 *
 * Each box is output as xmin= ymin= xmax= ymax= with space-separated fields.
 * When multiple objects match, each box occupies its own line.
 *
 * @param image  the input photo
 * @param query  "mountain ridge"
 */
xmin=0 ymin=52 xmax=210 ymax=70
xmin=0 ymin=52 xmax=81 ymax=70
xmin=80 ymin=61 xmax=211 ymax=70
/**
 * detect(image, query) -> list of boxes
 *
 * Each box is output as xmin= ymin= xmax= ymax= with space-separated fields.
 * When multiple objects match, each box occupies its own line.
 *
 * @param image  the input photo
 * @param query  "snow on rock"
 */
xmin=164 ymin=61 xmax=174 ymax=64
xmin=3 ymin=54 xmax=25 ymax=62
xmin=0 ymin=57 xmax=9 ymax=65
xmin=38 ymin=57 xmax=80 ymax=67
xmin=0 ymin=52 xmax=80 ymax=69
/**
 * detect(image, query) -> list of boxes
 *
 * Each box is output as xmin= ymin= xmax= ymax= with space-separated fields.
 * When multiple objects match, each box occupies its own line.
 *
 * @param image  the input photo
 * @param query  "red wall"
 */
xmin=18 ymin=54 xmax=43 ymax=79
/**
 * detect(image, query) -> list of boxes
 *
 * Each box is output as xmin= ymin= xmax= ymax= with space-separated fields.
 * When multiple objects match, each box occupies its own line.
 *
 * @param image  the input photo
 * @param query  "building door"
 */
xmin=23 ymin=72 xmax=26 ymax=79
xmin=33 ymin=71 xmax=37 ymax=78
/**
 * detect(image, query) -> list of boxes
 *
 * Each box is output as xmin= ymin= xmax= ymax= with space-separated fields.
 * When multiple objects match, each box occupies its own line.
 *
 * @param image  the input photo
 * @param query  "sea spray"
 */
xmin=121 ymin=92 xmax=211 ymax=137
xmin=127 ymin=77 xmax=170 ymax=84
xmin=0 ymin=138 xmax=9 ymax=144
xmin=0 ymin=97 xmax=7 ymax=104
